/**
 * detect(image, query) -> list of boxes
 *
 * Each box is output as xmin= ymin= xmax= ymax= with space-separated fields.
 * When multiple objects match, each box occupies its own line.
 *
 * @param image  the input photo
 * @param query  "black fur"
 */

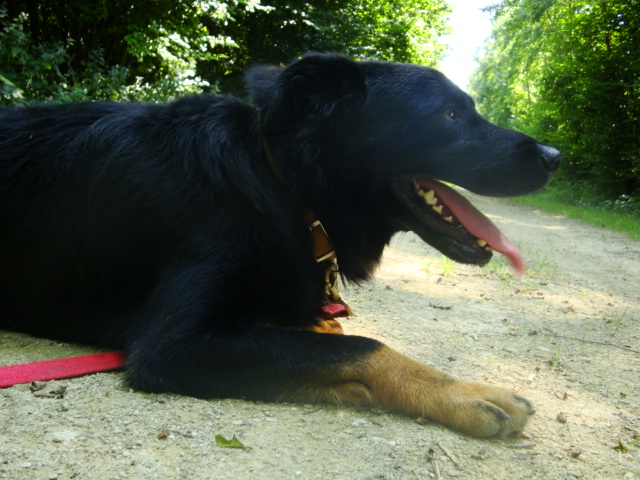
xmin=0 ymin=53 xmax=560 ymax=401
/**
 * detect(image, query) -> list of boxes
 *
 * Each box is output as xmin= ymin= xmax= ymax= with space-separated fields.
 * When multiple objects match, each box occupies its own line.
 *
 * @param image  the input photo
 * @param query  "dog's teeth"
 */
xmin=432 ymin=205 xmax=443 ymax=215
xmin=476 ymin=239 xmax=493 ymax=252
xmin=412 ymin=179 xmax=426 ymax=196
xmin=444 ymin=216 xmax=453 ymax=223
xmin=422 ymin=190 xmax=437 ymax=206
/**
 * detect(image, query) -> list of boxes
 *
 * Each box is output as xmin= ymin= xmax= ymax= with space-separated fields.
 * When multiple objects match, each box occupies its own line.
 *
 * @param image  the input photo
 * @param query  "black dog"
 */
xmin=0 ymin=53 xmax=560 ymax=437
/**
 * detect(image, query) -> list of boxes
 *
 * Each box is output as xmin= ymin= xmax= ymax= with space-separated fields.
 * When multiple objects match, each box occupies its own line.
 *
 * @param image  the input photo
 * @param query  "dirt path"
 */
xmin=1 ymin=195 xmax=639 ymax=480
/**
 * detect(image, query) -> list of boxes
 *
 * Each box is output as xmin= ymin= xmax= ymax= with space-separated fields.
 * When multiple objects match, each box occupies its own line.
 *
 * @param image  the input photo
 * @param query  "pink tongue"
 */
xmin=417 ymin=178 xmax=525 ymax=275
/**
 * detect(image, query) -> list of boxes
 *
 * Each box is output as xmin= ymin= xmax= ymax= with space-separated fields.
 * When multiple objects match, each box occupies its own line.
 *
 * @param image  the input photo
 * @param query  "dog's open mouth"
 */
xmin=392 ymin=176 xmax=524 ymax=275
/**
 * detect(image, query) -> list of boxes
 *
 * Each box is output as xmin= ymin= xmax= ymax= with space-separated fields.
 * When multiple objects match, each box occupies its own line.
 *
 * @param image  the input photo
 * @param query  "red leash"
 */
xmin=0 ymin=351 xmax=126 ymax=388
xmin=0 ymin=303 xmax=351 ymax=388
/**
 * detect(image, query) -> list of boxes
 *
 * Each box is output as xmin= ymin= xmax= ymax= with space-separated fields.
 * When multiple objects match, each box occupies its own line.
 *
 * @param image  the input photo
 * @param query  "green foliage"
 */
xmin=514 ymin=185 xmax=640 ymax=240
xmin=0 ymin=0 xmax=449 ymax=105
xmin=314 ymin=0 xmax=450 ymax=64
xmin=471 ymin=0 xmax=640 ymax=202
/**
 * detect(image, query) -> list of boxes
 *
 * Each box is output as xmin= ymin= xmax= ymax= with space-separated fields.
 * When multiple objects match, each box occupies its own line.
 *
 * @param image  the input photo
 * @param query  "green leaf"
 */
xmin=0 ymin=74 xmax=16 ymax=87
xmin=215 ymin=434 xmax=252 ymax=450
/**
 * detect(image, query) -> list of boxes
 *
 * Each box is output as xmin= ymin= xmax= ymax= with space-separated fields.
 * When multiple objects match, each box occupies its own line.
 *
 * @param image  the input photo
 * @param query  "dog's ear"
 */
xmin=245 ymin=64 xmax=284 ymax=111
xmin=249 ymin=53 xmax=366 ymax=129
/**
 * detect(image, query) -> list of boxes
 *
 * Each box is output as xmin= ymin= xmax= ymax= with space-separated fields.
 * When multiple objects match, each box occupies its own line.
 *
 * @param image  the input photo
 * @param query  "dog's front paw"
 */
xmin=437 ymin=381 xmax=535 ymax=438
xmin=362 ymin=346 xmax=535 ymax=438
xmin=281 ymin=344 xmax=534 ymax=438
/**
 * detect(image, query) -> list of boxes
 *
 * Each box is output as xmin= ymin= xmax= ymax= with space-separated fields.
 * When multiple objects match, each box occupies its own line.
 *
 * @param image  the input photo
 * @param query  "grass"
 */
xmin=606 ymin=306 xmax=633 ymax=328
xmin=483 ymin=252 xmax=512 ymax=280
xmin=530 ymin=249 xmax=557 ymax=276
xmin=512 ymin=189 xmax=640 ymax=241
xmin=481 ymin=241 xmax=558 ymax=297
xmin=424 ymin=255 xmax=457 ymax=276
xmin=551 ymin=348 xmax=563 ymax=369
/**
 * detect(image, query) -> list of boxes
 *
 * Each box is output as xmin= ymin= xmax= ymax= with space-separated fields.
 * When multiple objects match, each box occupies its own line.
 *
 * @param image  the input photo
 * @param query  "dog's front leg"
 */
xmin=280 ymin=343 xmax=534 ymax=438
xmin=121 ymin=262 xmax=532 ymax=437
xmin=338 ymin=345 xmax=535 ymax=438
xmin=128 ymin=322 xmax=532 ymax=437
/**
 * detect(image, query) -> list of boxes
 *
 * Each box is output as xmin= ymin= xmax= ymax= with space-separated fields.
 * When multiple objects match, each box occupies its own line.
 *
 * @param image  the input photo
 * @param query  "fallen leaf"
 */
xmin=215 ymin=434 xmax=252 ymax=450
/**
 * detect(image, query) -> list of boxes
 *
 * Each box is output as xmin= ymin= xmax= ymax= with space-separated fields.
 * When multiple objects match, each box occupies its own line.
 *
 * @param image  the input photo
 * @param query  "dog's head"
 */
xmin=247 ymin=53 xmax=560 ymax=275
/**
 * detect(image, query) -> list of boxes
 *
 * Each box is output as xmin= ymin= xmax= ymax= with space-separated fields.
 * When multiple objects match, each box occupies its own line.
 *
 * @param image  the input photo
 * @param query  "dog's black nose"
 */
xmin=538 ymin=144 xmax=561 ymax=172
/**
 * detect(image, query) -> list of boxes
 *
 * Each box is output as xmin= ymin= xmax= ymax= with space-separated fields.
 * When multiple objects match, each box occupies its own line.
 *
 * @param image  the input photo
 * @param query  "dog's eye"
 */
xmin=442 ymin=108 xmax=457 ymax=120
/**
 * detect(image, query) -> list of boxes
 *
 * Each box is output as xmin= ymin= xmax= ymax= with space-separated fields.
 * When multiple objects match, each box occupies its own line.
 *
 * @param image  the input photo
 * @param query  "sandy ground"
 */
xmin=1 ymin=194 xmax=639 ymax=480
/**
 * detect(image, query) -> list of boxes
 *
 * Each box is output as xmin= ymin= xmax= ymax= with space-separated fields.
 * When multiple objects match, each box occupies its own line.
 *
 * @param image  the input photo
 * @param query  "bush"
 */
xmin=0 ymin=6 xmax=209 ymax=105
